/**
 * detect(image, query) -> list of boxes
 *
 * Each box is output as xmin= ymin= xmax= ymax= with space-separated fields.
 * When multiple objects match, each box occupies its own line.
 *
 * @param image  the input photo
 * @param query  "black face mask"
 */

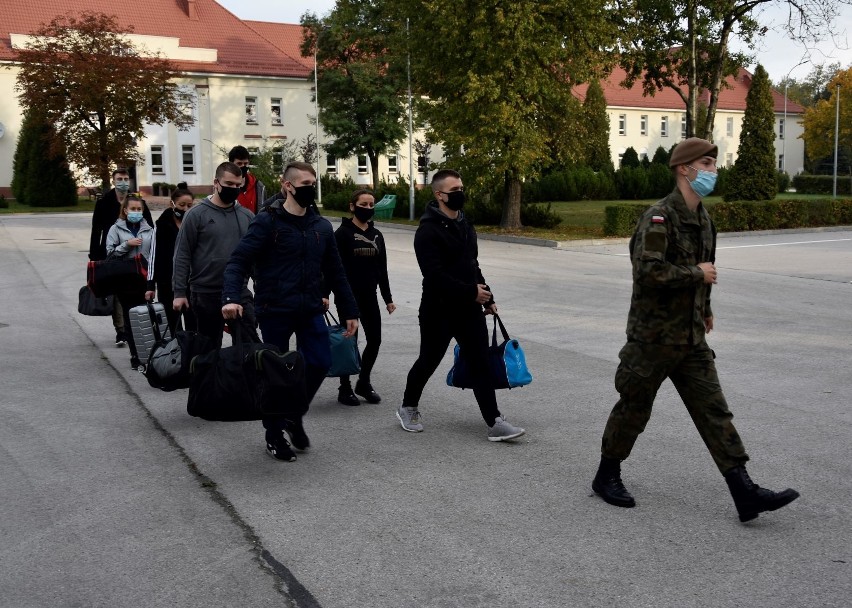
xmin=217 ymin=184 xmax=241 ymax=206
xmin=444 ymin=190 xmax=466 ymax=211
xmin=291 ymin=185 xmax=316 ymax=208
xmin=353 ymin=206 xmax=375 ymax=223
xmin=173 ymin=207 xmax=185 ymax=220
xmin=239 ymin=165 xmax=249 ymax=177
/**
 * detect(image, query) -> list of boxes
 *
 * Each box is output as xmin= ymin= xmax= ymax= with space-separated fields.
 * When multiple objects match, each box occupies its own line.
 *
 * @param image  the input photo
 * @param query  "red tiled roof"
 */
xmin=575 ymin=66 xmax=806 ymax=114
xmin=244 ymin=20 xmax=313 ymax=70
xmin=0 ymin=0 xmax=311 ymax=79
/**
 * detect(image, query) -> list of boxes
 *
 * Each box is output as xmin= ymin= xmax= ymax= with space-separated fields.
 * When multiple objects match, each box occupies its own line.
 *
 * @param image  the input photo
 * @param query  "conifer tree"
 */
xmin=11 ymin=110 xmax=37 ymax=202
xmin=583 ymin=80 xmax=614 ymax=173
xmin=12 ymin=109 xmax=77 ymax=206
xmin=725 ymin=65 xmax=777 ymax=201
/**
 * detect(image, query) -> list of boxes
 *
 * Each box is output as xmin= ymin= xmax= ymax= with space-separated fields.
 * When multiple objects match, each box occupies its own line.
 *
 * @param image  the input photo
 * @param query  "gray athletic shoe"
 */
xmin=487 ymin=416 xmax=525 ymax=442
xmin=396 ymin=405 xmax=423 ymax=432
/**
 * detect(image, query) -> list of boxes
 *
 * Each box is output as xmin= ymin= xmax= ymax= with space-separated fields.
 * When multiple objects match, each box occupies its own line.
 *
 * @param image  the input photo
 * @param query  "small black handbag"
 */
xmin=77 ymin=285 xmax=114 ymax=316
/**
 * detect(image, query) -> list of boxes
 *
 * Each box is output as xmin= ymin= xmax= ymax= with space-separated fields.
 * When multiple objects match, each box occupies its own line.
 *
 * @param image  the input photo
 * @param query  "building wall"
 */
xmin=607 ymin=106 xmax=805 ymax=174
xmin=0 ymin=65 xmax=24 ymax=194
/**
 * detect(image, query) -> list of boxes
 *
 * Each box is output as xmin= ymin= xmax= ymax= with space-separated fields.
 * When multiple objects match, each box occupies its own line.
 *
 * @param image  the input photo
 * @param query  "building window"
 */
xmin=417 ymin=155 xmax=427 ymax=172
xmin=245 ymin=96 xmax=258 ymax=124
xmin=357 ymin=155 xmax=368 ymax=174
xmin=272 ymin=147 xmax=284 ymax=173
xmin=640 ymin=115 xmax=648 ymax=136
xmin=151 ymin=145 xmax=165 ymax=174
xmin=181 ymin=145 xmax=195 ymax=173
xmin=661 ymin=116 xmax=669 ymax=137
xmin=726 ymin=153 xmax=733 ymax=167
xmin=388 ymin=153 xmax=398 ymax=173
xmin=618 ymin=114 xmax=627 ymax=136
xmin=681 ymin=115 xmax=687 ymax=139
xmin=726 ymin=117 xmax=734 ymax=137
xmin=326 ymin=154 xmax=337 ymax=174
xmin=271 ymin=98 xmax=282 ymax=126
xmin=779 ymin=118 xmax=785 ymax=140
xmin=778 ymin=154 xmax=784 ymax=170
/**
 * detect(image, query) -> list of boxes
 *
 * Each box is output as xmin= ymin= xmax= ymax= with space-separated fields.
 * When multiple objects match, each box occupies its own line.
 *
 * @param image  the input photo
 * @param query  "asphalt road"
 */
xmin=1 ymin=213 xmax=850 ymax=608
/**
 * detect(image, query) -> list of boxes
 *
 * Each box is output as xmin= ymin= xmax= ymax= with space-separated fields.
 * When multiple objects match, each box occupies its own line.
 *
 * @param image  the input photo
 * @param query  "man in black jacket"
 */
xmin=397 ymin=169 xmax=525 ymax=442
xmin=88 ymin=168 xmax=153 ymax=346
xmin=222 ymin=161 xmax=359 ymax=462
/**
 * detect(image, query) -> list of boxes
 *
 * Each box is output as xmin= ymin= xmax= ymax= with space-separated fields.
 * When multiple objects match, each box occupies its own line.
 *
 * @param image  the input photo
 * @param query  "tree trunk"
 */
xmin=686 ymin=0 xmax=697 ymax=138
xmin=368 ymin=150 xmax=380 ymax=191
xmin=701 ymin=18 xmax=735 ymax=142
xmin=500 ymin=172 xmax=522 ymax=229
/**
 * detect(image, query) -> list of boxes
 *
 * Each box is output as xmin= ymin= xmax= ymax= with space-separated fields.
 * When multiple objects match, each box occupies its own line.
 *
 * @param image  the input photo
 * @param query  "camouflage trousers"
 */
xmin=601 ymin=340 xmax=749 ymax=474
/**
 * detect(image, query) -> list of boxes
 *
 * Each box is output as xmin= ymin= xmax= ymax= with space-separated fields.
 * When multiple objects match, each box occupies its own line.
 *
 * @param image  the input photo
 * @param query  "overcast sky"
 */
xmin=217 ymin=0 xmax=851 ymax=83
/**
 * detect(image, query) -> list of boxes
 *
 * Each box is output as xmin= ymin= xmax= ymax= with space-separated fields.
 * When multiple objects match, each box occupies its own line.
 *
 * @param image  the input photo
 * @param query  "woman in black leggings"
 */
xmin=334 ymin=189 xmax=395 ymax=405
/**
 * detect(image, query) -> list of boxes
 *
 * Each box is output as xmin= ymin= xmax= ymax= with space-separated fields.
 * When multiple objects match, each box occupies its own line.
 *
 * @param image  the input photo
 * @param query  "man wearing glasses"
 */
xmin=395 ymin=169 xmax=526 ymax=442
xmin=88 ymin=168 xmax=153 ymax=347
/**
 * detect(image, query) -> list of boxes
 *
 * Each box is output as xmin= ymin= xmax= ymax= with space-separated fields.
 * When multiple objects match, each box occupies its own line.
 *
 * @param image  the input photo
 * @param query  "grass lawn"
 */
xmin=0 ymin=197 xmax=96 ymax=214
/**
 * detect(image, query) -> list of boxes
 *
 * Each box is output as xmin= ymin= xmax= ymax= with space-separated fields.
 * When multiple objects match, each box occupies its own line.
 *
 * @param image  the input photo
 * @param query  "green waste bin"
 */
xmin=374 ymin=194 xmax=397 ymax=219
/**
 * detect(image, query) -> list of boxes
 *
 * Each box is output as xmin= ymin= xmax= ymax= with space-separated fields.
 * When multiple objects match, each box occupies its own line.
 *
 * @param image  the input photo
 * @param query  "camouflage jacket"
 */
xmin=626 ymin=188 xmax=716 ymax=345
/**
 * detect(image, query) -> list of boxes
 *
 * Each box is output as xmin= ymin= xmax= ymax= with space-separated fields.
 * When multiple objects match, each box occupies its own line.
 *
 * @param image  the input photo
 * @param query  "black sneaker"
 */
xmin=354 ymin=380 xmax=381 ymax=404
xmin=130 ymin=356 xmax=142 ymax=371
xmin=337 ymin=385 xmax=361 ymax=406
xmin=284 ymin=419 xmax=310 ymax=450
xmin=115 ymin=331 xmax=127 ymax=348
xmin=265 ymin=430 xmax=297 ymax=462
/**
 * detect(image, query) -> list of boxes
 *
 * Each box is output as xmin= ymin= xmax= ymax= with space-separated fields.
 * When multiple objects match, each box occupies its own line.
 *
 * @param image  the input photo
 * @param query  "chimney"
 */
xmin=187 ymin=0 xmax=199 ymax=20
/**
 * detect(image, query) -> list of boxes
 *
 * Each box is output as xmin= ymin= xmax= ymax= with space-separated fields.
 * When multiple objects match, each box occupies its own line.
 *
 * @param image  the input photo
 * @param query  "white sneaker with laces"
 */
xmin=396 ymin=405 xmax=423 ymax=432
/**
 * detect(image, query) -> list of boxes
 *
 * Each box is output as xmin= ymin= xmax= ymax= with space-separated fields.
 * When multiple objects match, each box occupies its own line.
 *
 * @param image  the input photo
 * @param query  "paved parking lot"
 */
xmin=1 ymin=213 xmax=850 ymax=607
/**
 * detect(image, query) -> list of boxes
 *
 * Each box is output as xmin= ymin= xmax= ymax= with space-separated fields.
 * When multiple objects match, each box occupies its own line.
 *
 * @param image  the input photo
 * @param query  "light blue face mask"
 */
xmin=127 ymin=211 xmax=144 ymax=224
xmin=687 ymin=166 xmax=718 ymax=198
xmin=115 ymin=182 xmax=131 ymax=193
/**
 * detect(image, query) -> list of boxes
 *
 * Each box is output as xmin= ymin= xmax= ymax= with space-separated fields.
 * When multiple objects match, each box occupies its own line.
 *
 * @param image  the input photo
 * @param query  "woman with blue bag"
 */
xmin=332 ymin=189 xmax=396 ymax=406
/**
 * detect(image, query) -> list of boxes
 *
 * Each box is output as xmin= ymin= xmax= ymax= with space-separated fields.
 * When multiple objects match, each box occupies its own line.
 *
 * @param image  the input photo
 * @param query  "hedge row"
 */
xmin=791 ymin=175 xmax=852 ymax=195
xmin=604 ymin=198 xmax=852 ymax=237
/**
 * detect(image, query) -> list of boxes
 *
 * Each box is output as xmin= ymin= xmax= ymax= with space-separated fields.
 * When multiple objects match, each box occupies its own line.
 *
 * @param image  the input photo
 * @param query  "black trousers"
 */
xmin=157 ymin=280 xmax=195 ymax=333
xmin=116 ymin=290 xmax=146 ymax=360
xmin=190 ymin=291 xmax=257 ymax=349
xmin=340 ymin=290 xmax=382 ymax=387
xmin=402 ymin=306 xmax=501 ymax=426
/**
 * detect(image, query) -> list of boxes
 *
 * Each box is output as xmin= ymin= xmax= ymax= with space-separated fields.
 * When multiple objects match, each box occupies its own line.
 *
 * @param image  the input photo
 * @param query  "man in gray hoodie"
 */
xmin=172 ymin=162 xmax=256 ymax=348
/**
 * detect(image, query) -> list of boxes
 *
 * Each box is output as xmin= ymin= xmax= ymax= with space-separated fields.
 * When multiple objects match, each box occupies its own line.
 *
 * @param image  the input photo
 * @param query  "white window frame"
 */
xmin=779 ymin=118 xmax=785 ymax=140
xmin=181 ymin=145 xmax=195 ymax=174
xmin=326 ymin=154 xmax=337 ymax=174
xmin=387 ymin=152 xmax=398 ymax=173
xmin=661 ymin=116 xmax=669 ymax=138
xmin=245 ymin=96 xmax=258 ymax=125
xmin=681 ymin=115 xmax=687 ymax=139
xmin=726 ymin=152 xmax=733 ymax=167
xmin=640 ymin=114 xmax=648 ymax=136
xmin=357 ymin=154 xmax=368 ymax=174
xmin=151 ymin=145 xmax=165 ymax=175
xmin=618 ymin=114 xmax=627 ymax=136
xmin=726 ymin=117 xmax=734 ymax=137
xmin=271 ymin=98 xmax=282 ymax=126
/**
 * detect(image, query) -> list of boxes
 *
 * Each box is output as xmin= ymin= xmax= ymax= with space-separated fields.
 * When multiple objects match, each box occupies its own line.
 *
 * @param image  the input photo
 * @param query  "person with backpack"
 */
xmin=332 ymin=189 xmax=396 ymax=406
xmin=105 ymin=195 xmax=154 ymax=370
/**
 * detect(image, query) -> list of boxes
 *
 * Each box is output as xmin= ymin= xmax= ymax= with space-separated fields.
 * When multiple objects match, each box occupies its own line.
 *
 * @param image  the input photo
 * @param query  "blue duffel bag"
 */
xmin=446 ymin=313 xmax=532 ymax=390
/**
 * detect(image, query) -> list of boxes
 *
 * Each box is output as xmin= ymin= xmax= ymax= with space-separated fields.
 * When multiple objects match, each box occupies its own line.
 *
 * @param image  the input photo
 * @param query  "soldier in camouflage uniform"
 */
xmin=592 ymin=138 xmax=800 ymax=523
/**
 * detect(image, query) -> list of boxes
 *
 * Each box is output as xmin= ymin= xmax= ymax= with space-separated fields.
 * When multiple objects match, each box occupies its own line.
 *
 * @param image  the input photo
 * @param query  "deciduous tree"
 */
xmin=725 ymin=65 xmax=778 ymax=200
xmin=301 ymin=1 xmax=409 ymax=191
xmin=616 ymin=0 xmax=847 ymax=140
xmin=389 ymin=0 xmax=617 ymax=229
xmin=801 ymin=67 xmax=852 ymax=164
xmin=13 ymin=12 xmax=194 ymax=191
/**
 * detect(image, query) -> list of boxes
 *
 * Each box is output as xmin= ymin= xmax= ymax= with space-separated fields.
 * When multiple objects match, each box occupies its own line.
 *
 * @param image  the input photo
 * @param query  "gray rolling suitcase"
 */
xmin=129 ymin=302 xmax=170 ymax=363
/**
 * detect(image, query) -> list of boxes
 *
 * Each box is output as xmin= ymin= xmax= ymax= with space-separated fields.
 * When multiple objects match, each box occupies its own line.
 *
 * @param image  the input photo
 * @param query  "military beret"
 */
xmin=669 ymin=137 xmax=718 ymax=167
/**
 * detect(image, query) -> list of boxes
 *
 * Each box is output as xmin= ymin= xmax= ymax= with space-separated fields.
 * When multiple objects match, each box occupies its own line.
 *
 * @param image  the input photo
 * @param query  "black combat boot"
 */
xmin=592 ymin=456 xmax=636 ymax=508
xmin=723 ymin=466 xmax=799 ymax=523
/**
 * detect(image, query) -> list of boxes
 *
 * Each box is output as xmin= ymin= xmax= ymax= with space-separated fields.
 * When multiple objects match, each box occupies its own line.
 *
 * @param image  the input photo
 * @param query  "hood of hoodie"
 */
xmin=421 ymin=200 xmax=466 ymax=224
xmin=340 ymin=216 xmax=375 ymax=234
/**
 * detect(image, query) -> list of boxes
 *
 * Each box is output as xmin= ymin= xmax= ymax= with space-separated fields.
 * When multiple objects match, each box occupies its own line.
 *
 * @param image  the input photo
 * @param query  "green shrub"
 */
xmin=646 ymin=163 xmax=674 ymax=199
xmin=615 ymin=166 xmax=650 ymax=200
xmin=776 ymin=200 xmax=808 ymax=227
xmin=706 ymin=201 xmax=749 ymax=232
xmin=521 ymin=202 xmax=562 ymax=228
xmin=792 ymin=174 xmax=852 ymax=195
xmin=0 ymin=194 xmax=7 ymax=209
xmin=603 ymin=204 xmax=647 ymax=236
xmin=620 ymin=147 xmax=641 ymax=169
xmin=776 ymin=171 xmax=791 ymax=193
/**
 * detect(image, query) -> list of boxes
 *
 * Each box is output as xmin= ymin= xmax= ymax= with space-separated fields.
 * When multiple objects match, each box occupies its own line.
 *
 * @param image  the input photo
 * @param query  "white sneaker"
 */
xmin=487 ymin=416 xmax=525 ymax=442
xmin=396 ymin=405 xmax=423 ymax=432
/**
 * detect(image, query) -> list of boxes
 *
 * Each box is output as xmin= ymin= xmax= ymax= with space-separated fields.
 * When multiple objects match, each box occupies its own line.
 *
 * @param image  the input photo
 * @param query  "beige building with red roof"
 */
xmin=575 ymin=67 xmax=806 ymax=173
xmin=0 ymin=0 xmax=806 ymax=198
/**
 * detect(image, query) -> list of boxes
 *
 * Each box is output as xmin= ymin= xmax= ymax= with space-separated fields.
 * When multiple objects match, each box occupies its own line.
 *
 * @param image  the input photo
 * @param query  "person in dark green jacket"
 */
xmin=592 ymin=138 xmax=799 ymax=523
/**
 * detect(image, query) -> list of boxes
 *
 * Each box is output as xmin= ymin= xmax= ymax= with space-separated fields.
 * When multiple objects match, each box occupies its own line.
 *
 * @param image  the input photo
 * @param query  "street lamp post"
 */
xmin=782 ymin=82 xmax=788 ymax=173
xmin=833 ymin=84 xmax=840 ymax=198
xmin=407 ymin=18 xmax=414 ymax=221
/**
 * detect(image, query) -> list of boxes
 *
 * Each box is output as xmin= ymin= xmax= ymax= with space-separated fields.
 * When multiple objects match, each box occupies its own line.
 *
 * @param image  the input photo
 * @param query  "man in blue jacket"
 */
xmin=222 ymin=161 xmax=359 ymax=462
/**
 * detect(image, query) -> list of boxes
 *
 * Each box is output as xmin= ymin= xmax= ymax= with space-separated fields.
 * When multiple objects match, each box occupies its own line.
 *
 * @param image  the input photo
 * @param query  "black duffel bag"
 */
xmin=187 ymin=323 xmax=307 ymax=421
xmin=146 ymin=324 xmax=214 ymax=392
xmin=78 ymin=285 xmax=114 ymax=316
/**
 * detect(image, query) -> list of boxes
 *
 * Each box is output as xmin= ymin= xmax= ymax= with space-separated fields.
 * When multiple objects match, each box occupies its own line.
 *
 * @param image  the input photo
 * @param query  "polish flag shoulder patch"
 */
xmin=651 ymin=215 xmax=666 ymax=224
